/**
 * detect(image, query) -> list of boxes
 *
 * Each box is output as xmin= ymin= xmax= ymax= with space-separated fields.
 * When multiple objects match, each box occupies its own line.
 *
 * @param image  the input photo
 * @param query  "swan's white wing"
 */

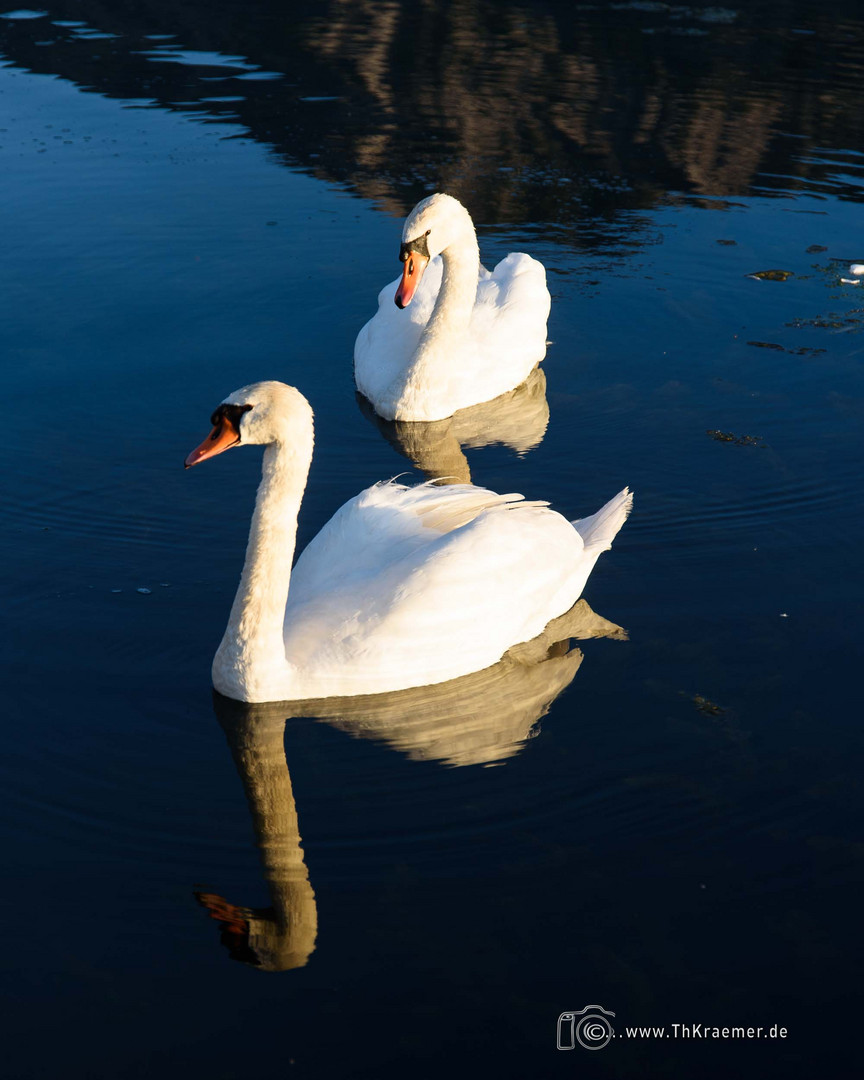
xmin=478 ymin=252 xmax=550 ymax=346
xmin=283 ymin=481 xmax=590 ymax=697
xmin=457 ymin=252 xmax=551 ymax=401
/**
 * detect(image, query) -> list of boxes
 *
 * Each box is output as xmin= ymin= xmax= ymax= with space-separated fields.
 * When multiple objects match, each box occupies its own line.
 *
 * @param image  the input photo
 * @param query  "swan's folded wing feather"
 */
xmin=473 ymin=252 xmax=550 ymax=349
xmin=283 ymin=482 xmax=584 ymax=695
xmin=286 ymin=480 xmax=535 ymax=592
xmin=451 ymin=252 xmax=551 ymax=404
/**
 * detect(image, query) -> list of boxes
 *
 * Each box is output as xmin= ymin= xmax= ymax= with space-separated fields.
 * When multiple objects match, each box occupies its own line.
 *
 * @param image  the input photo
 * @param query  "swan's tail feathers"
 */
xmin=572 ymin=487 xmax=633 ymax=555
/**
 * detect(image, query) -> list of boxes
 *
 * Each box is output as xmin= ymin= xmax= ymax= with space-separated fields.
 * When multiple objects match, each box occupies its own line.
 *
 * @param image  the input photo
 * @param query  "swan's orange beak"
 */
xmin=184 ymin=413 xmax=241 ymax=468
xmin=395 ymin=252 xmax=429 ymax=309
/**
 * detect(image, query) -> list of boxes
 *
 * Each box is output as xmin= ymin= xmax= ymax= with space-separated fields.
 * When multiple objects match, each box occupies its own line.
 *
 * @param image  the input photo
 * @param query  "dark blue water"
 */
xmin=2 ymin=2 xmax=862 ymax=1077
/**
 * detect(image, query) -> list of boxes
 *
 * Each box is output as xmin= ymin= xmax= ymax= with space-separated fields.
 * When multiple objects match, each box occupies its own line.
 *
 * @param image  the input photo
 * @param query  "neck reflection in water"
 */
xmin=197 ymin=698 xmax=318 ymax=972
xmin=198 ymin=599 xmax=625 ymax=969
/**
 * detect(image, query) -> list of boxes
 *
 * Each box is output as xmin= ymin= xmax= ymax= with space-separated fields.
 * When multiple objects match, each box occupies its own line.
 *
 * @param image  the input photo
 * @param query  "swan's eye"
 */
xmin=399 ymin=231 xmax=430 ymax=261
xmin=210 ymin=403 xmax=253 ymax=437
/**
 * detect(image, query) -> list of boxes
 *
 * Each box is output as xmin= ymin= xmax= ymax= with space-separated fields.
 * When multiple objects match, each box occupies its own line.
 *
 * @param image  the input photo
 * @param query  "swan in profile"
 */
xmin=354 ymin=193 xmax=551 ymax=422
xmin=185 ymin=381 xmax=631 ymax=704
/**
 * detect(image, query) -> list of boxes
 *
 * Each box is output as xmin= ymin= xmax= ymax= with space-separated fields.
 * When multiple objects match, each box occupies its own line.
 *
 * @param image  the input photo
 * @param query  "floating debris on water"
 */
xmin=747 ymin=340 xmax=785 ymax=351
xmin=680 ymin=692 xmax=725 ymax=716
xmin=706 ymin=430 xmax=764 ymax=446
xmin=716 ymin=239 xmax=737 ymax=246
xmin=136 ymin=587 xmax=152 ymax=595
xmin=746 ymin=341 xmax=826 ymax=356
xmin=786 ymin=312 xmax=864 ymax=331
xmin=840 ymin=278 xmax=862 ymax=285
xmin=748 ymin=269 xmax=793 ymax=281
xmin=851 ymin=264 xmax=864 ymax=276
xmin=693 ymin=695 xmax=724 ymax=716
xmin=111 ymin=588 xmax=122 ymax=594
xmin=806 ymin=245 xmax=828 ymax=253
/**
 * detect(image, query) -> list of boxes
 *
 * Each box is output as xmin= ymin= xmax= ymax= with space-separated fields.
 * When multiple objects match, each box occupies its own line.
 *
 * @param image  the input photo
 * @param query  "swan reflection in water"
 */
xmin=357 ymin=365 xmax=549 ymax=484
xmin=196 ymin=697 xmax=318 ymax=972
xmin=197 ymin=599 xmax=624 ymax=969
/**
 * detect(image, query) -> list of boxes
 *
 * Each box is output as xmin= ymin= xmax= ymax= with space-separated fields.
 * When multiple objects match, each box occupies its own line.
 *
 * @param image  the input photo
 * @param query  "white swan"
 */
xmin=185 ymin=381 xmax=631 ymax=704
xmin=354 ymin=192 xmax=551 ymax=422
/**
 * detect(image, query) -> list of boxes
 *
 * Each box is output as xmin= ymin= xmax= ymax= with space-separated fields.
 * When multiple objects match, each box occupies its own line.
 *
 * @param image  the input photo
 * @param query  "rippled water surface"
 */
xmin=2 ymin=2 xmax=862 ymax=1077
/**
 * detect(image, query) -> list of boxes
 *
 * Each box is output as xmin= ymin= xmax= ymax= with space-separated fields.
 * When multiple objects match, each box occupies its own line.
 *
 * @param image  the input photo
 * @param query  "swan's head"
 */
xmin=395 ymin=192 xmax=475 ymax=308
xmin=184 ymin=380 xmax=314 ymax=468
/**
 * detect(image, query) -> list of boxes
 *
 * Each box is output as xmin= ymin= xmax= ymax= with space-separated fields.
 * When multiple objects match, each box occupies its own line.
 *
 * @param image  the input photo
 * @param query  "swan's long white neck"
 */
xmin=420 ymin=225 xmax=480 ymax=346
xmin=213 ymin=426 xmax=313 ymax=702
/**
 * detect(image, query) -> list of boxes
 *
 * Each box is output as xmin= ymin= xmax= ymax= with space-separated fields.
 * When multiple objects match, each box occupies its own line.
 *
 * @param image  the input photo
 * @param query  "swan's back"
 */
xmin=282 ymin=483 xmax=628 ymax=698
xmin=472 ymin=252 xmax=550 ymax=353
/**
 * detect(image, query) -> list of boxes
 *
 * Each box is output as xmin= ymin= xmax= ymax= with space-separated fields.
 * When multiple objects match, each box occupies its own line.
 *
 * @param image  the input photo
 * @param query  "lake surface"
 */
xmin=2 ymin=2 xmax=862 ymax=1077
